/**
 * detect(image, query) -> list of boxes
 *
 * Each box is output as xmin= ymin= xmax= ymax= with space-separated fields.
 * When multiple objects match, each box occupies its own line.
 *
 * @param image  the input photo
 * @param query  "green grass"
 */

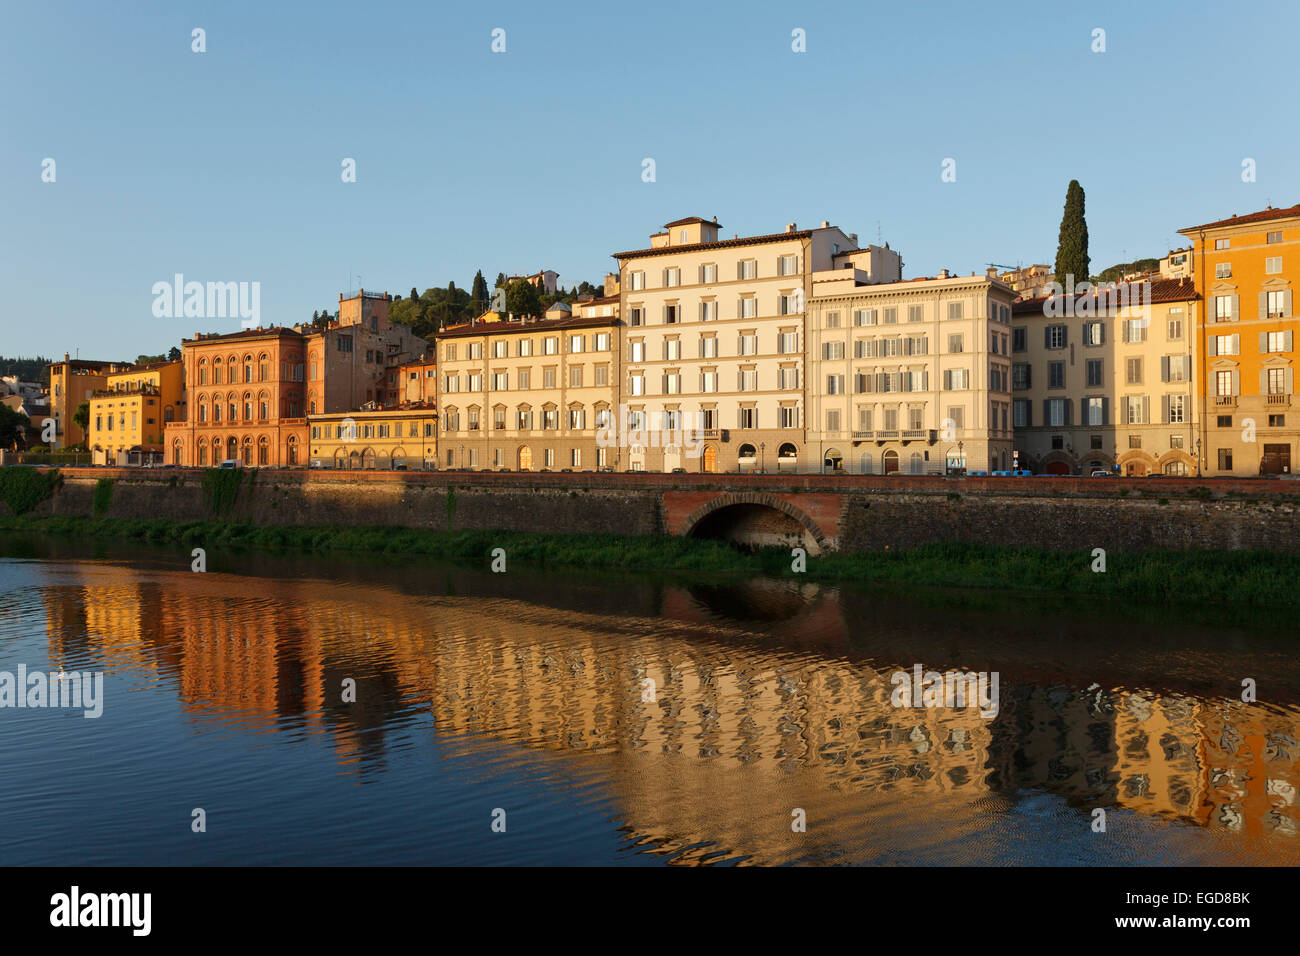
xmin=1 ymin=512 xmax=1298 ymax=608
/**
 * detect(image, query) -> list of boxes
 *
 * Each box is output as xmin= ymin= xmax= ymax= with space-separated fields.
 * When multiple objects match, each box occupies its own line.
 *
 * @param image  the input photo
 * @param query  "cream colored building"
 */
xmin=1011 ymin=278 xmax=1201 ymax=475
xmin=807 ymin=271 xmax=1017 ymax=474
xmin=611 ymin=216 xmax=900 ymax=473
xmin=435 ymin=313 xmax=620 ymax=471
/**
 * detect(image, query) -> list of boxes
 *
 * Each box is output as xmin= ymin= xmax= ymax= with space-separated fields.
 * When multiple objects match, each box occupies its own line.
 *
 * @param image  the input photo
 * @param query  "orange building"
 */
xmin=165 ymin=327 xmax=308 ymax=467
xmin=1180 ymin=203 xmax=1298 ymax=475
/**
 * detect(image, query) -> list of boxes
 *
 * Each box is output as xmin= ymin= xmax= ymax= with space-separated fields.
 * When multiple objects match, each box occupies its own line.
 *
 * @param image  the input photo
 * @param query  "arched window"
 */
xmin=198 ymin=359 xmax=208 ymax=386
xmin=173 ymin=439 xmax=184 ymax=467
xmin=287 ymin=436 xmax=297 ymax=466
xmin=227 ymin=436 xmax=237 ymax=461
xmin=909 ymin=452 xmax=924 ymax=475
xmin=258 ymin=354 xmax=268 ymax=382
xmin=244 ymin=355 xmax=254 ymax=383
xmin=738 ymin=443 xmax=757 ymax=460
xmin=212 ymin=357 xmax=222 ymax=385
xmin=257 ymin=436 xmax=269 ymax=466
xmin=241 ymin=436 xmax=253 ymax=465
xmin=198 ymin=442 xmax=208 ymax=466
xmin=243 ymin=393 xmax=253 ymax=421
xmin=883 ymin=449 xmax=900 ymax=474
xmin=823 ymin=447 xmax=843 ymax=472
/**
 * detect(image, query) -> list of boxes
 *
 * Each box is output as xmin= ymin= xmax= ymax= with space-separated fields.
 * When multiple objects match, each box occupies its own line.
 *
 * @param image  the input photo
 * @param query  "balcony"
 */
xmin=852 ymin=430 xmax=872 ymax=439
xmin=1215 ymin=396 xmax=1237 ymax=407
xmin=876 ymin=429 xmax=900 ymax=439
xmin=1267 ymin=394 xmax=1291 ymax=406
xmin=901 ymin=429 xmax=927 ymax=439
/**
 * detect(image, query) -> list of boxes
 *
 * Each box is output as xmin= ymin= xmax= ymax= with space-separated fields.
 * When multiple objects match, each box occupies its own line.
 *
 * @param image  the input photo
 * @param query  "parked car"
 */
xmin=671 ymin=467 xmax=687 ymax=474
xmin=1090 ymin=470 xmax=1113 ymax=477
xmin=218 ymin=459 xmax=241 ymax=469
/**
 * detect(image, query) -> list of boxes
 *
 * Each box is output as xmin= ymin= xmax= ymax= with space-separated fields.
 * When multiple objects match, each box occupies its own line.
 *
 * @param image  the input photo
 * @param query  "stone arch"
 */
xmin=679 ymin=492 xmax=829 ymax=555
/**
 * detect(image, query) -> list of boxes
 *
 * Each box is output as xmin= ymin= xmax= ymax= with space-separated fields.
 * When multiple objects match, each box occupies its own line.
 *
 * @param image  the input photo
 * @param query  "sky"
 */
xmin=3 ymin=0 xmax=1298 ymax=361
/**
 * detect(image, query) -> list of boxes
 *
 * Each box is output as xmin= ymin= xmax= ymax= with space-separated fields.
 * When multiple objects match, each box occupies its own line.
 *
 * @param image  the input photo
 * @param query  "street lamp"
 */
xmin=760 ymin=442 xmax=766 ymax=475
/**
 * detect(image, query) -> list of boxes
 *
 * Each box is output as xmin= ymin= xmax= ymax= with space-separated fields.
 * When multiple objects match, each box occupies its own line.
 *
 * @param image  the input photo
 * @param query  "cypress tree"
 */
xmin=1054 ymin=180 xmax=1090 ymax=285
xmin=471 ymin=270 xmax=488 ymax=309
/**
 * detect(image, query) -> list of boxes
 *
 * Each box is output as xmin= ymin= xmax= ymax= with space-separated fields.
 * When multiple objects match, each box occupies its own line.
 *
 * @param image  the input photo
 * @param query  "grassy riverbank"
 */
xmin=1 ymin=513 xmax=1297 ymax=607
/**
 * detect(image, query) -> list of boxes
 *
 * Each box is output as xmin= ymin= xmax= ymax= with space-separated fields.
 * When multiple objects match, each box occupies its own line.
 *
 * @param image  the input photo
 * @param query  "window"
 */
xmin=594 ymin=366 xmax=608 ymax=387
xmin=1216 ymin=370 xmax=1234 ymax=396
xmin=908 ymin=305 xmax=924 ymax=323
xmin=1085 ymin=396 xmax=1105 ymax=426
xmin=628 ymin=374 xmax=644 ymax=396
xmin=1045 ymin=398 xmax=1068 ymax=427
xmin=1167 ymin=394 xmax=1186 ymax=424
xmin=1012 ymin=327 xmax=1027 ymax=352
xmin=700 ymin=263 xmax=718 ymax=283
xmin=738 ymin=368 xmax=757 ymax=391
xmin=701 ymin=370 xmax=719 ymax=392
xmin=1266 ymin=290 xmax=1287 ymax=318
xmin=1083 ymin=322 xmax=1104 ymax=346
xmin=493 ymin=340 xmax=509 ymax=358
xmin=1265 ymin=330 xmax=1291 ymax=353
xmin=738 ymin=297 xmax=757 ymax=319
xmin=568 ymin=408 xmax=585 ymax=429
xmin=738 ymin=333 xmax=758 ymax=356
xmin=1128 ymin=436 xmax=1142 ymax=449
xmin=1167 ymin=316 xmax=1183 ymax=340
xmin=823 ymin=341 xmax=845 ymax=360
xmin=1218 ymin=448 xmax=1233 ymax=470
xmin=1214 ymin=238 xmax=1230 ymax=250
xmin=1215 ymin=295 xmax=1235 ymax=322
xmin=826 ymin=409 xmax=840 ymax=431
xmin=543 ymin=337 xmax=559 ymax=355
xmin=1125 ymin=357 xmax=1142 ymax=385
xmin=947 ymin=302 xmax=964 ymax=320
xmin=629 ymin=341 xmax=645 ymax=362
xmin=519 ymin=339 xmax=534 ymax=357
xmin=1270 ymin=414 xmax=1286 ymax=427
xmin=493 ymin=371 xmax=509 ymax=390
xmin=629 ymin=271 xmax=645 ymax=291
xmin=628 ymin=307 xmax=644 ymax=327
xmin=1049 ymin=361 xmax=1065 ymax=389
xmin=825 ymin=312 xmax=840 ymax=328
xmin=738 ymin=407 xmax=757 ymax=429
xmin=594 ymin=333 xmax=610 ymax=351
xmin=779 ymin=331 xmax=799 ymax=354
xmin=854 ymin=309 xmax=877 ymax=327
xmin=1012 ymin=363 xmax=1031 ymax=390
xmin=1218 ymin=415 xmax=1232 ymax=428
xmin=943 ymin=368 xmax=969 ymax=390
xmin=469 ymin=343 xmax=484 ymax=360
xmin=826 ymin=374 xmax=845 ymax=395
xmin=777 ymin=367 xmax=798 ymax=389
xmin=1215 ymin=262 xmax=1232 ymax=279
xmin=1266 ymin=257 xmax=1282 ymax=275
xmin=1045 ymin=325 xmax=1066 ymax=349
xmin=699 ymin=300 xmax=718 ymax=322
xmin=780 ymin=406 xmax=798 ymax=428
xmin=445 ymin=344 xmax=457 ymax=361
xmin=1267 ymin=231 xmax=1283 ymax=243
xmin=699 ymin=336 xmax=718 ymax=359
xmin=777 ymin=254 xmax=798 ymax=276
xmin=882 ymin=307 xmax=898 ymax=325
xmin=1086 ymin=358 xmax=1104 ymax=387
xmin=542 ymin=368 xmax=555 ymax=389
xmin=1212 ymin=334 xmax=1239 ymax=356
xmin=1267 ymin=367 xmax=1288 ymax=394
xmin=738 ymin=259 xmax=757 ymax=280
xmin=663 ymin=267 xmax=681 ymax=287
xmin=777 ymin=293 xmax=799 ymax=315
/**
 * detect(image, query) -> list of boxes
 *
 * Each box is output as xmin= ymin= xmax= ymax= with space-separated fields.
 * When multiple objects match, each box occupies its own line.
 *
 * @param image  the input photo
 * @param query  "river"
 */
xmin=0 ymin=534 xmax=1297 ymax=866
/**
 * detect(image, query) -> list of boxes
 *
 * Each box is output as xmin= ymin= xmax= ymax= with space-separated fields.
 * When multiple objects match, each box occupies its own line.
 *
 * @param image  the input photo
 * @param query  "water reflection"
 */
xmin=7 ymin=539 xmax=1300 ymax=865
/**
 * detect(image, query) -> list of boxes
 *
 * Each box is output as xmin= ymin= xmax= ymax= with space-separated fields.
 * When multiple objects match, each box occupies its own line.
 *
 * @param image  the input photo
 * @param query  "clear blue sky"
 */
xmin=3 ymin=0 xmax=1297 ymax=361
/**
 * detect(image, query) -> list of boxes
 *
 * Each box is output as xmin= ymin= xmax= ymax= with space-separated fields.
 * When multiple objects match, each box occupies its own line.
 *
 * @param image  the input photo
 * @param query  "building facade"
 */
xmin=1180 ymin=204 xmax=1298 ymax=475
xmin=308 ymin=408 xmax=439 ymax=470
xmin=807 ymin=271 xmax=1016 ymax=474
xmin=612 ymin=216 xmax=899 ymax=473
xmin=435 ymin=313 xmax=619 ymax=471
xmin=88 ymin=360 xmax=185 ymax=465
xmin=48 ymin=356 xmax=130 ymax=448
xmin=1011 ymin=278 xmax=1200 ymax=475
xmin=165 ymin=327 xmax=308 ymax=467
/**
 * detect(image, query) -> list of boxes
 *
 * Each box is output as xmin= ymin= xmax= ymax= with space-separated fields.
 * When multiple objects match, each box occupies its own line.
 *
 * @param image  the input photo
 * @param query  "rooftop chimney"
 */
xmin=786 ymin=222 xmax=797 ymax=233
xmin=821 ymin=220 xmax=830 ymax=228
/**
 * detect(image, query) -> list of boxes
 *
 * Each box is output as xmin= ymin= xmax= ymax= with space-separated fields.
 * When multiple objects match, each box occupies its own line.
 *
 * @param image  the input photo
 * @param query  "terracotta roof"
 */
xmin=613 ymin=229 xmax=813 ymax=260
xmin=663 ymin=216 xmax=721 ymax=229
xmin=183 ymin=327 xmax=302 ymax=344
xmin=1012 ymin=277 xmax=1198 ymax=315
xmin=435 ymin=314 xmax=619 ymax=339
xmin=1180 ymin=203 xmax=1300 ymax=233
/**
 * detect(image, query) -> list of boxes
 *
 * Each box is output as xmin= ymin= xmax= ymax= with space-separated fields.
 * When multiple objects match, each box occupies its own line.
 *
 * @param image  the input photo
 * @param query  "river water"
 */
xmin=0 ymin=535 xmax=1297 ymax=866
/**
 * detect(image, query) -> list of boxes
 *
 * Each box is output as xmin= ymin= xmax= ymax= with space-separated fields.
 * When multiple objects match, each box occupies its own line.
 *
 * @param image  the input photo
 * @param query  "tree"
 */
xmin=167 ymin=346 xmax=181 ymax=362
xmin=495 ymin=272 xmax=506 ymax=289
xmin=1054 ymin=179 xmax=1090 ymax=286
xmin=410 ymin=287 xmax=419 ymax=303
xmin=504 ymin=279 xmax=544 ymax=319
xmin=0 ymin=405 xmax=29 ymax=449
xmin=73 ymin=401 xmax=90 ymax=432
xmin=471 ymin=270 xmax=488 ymax=310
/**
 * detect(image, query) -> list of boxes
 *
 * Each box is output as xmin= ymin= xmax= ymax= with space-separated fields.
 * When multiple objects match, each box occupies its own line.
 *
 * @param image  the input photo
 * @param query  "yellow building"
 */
xmin=308 ymin=406 xmax=438 ymax=469
xmin=1180 ymin=203 xmax=1299 ymax=475
xmin=87 ymin=360 xmax=184 ymax=465
xmin=47 ymin=355 xmax=130 ymax=448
